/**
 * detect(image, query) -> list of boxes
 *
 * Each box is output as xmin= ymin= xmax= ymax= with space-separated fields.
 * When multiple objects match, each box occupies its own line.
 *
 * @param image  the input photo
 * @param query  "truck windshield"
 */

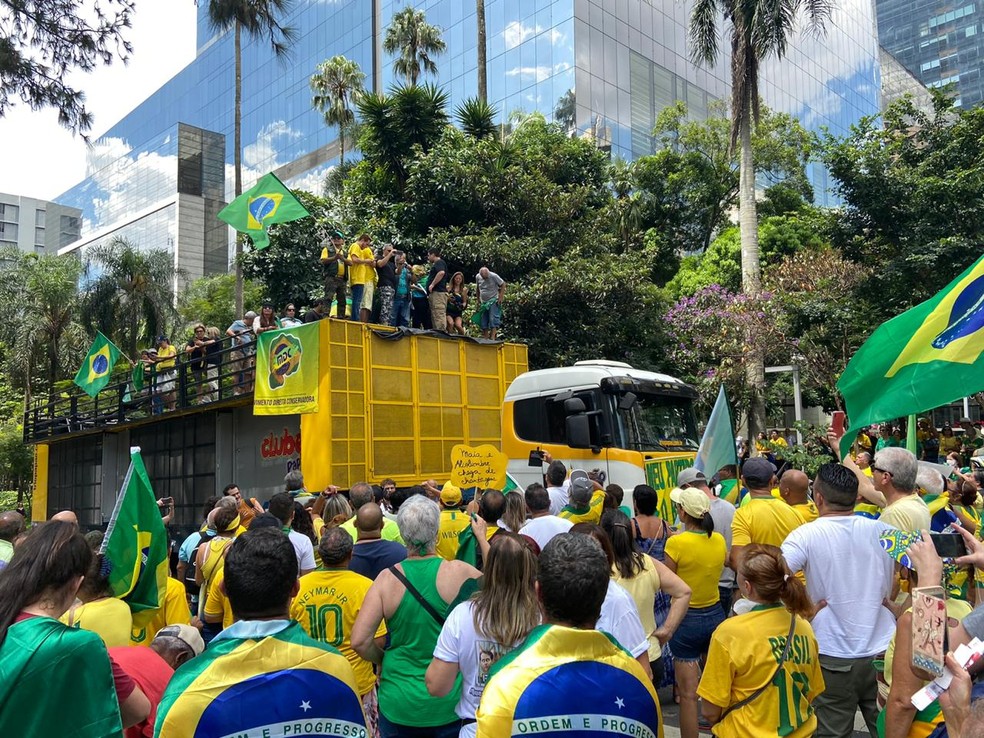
xmin=616 ymin=393 xmax=699 ymax=451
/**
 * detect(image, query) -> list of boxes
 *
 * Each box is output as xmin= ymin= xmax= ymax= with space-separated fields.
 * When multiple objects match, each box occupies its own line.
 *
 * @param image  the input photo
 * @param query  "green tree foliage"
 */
xmin=455 ymin=98 xmax=497 ymax=140
xmin=81 ymin=238 xmax=180 ymax=358
xmin=382 ymin=6 xmax=446 ymax=86
xmin=821 ymin=95 xmax=984 ymax=320
xmin=178 ymin=273 xmax=266 ymax=333
xmin=310 ymin=55 xmax=366 ymax=165
xmin=241 ymin=190 xmax=334 ymax=310
xmin=0 ymin=0 xmax=133 ymax=134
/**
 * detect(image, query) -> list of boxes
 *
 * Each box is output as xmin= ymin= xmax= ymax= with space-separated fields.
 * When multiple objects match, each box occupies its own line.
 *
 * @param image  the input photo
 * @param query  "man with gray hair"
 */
xmin=872 ymin=446 xmax=930 ymax=531
xmin=291 ymin=526 xmax=385 ymax=730
xmin=340 ymin=481 xmax=404 ymax=544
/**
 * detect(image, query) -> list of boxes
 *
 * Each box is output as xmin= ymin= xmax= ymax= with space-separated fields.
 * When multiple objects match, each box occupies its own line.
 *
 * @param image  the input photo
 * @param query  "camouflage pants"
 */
xmin=378 ymin=286 xmax=396 ymax=326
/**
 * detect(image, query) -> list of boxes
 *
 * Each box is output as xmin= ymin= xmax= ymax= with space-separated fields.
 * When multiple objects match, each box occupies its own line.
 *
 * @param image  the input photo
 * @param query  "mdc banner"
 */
xmin=254 ymin=322 xmax=320 ymax=415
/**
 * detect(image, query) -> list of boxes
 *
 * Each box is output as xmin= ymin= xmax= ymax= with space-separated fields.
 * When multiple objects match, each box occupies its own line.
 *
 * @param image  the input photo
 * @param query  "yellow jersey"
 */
xmin=291 ymin=568 xmax=387 ymax=696
xmin=698 ymin=604 xmax=825 ymax=738
xmin=437 ymin=509 xmax=471 ymax=560
xmin=347 ymin=244 xmax=375 ymax=286
xmin=131 ymin=577 xmax=191 ymax=646
xmin=156 ymin=344 xmax=177 ymax=370
xmin=791 ymin=501 xmax=819 ymax=524
xmin=204 ymin=568 xmax=234 ymax=630
xmin=732 ymin=497 xmax=804 ymax=550
xmin=664 ymin=531 xmax=727 ymax=607
xmin=61 ymin=596 xmax=133 ymax=648
xmin=558 ymin=490 xmax=606 ymax=525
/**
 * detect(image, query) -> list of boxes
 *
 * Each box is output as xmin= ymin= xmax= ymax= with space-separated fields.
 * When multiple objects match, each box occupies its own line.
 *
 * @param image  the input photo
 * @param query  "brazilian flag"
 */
xmin=217 ymin=172 xmax=311 ymax=249
xmin=838 ymin=252 xmax=984 ymax=457
xmin=99 ymin=447 xmax=169 ymax=628
xmin=73 ymin=331 xmax=121 ymax=398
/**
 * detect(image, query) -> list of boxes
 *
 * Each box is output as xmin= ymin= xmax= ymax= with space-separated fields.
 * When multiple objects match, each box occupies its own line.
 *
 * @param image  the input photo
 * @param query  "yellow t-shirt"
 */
xmin=792 ymin=501 xmax=819 ymax=524
xmin=291 ymin=568 xmax=387 ymax=696
xmin=732 ymin=497 xmax=804 ymax=550
xmin=437 ymin=509 xmax=471 ymax=560
xmin=131 ymin=577 xmax=191 ymax=646
xmin=204 ymin=568 xmax=234 ymax=630
xmin=558 ymin=490 xmax=607 ymax=525
xmin=698 ymin=604 xmax=825 ymax=738
xmin=156 ymin=344 xmax=177 ymax=370
xmin=61 ymin=596 xmax=133 ymax=648
xmin=664 ymin=531 xmax=727 ymax=608
xmin=613 ymin=555 xmax=662 ymax=661
xmin=879 ymin=494 xmax=931 ymax=533
xmin=348 ymin=244 xmax=375 ymax=286
xmin=340 ymin=515 xmax=404 ymax=545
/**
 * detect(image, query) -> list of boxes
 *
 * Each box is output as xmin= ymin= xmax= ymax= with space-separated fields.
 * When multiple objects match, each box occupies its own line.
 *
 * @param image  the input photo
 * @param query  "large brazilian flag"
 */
xmin=477 ymin=624 xmax=662 ymax=738
xmin=217 ymin=172 xmax=310 ymax=250
xmin=154 ymin=621 xmax=367 ymax=738
xmin=73 ymin=331 xmax=121 ymax=398
xmin=100 ymin=447 xmax=169 ymax=628
xmin=838 ymin=252 xmax=984 ymax=457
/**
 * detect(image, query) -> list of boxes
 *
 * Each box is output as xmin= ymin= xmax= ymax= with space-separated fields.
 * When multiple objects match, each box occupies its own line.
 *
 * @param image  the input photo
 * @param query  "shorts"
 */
xmin=480 ymin=302 xmax=502 ymax=329
xmin=155 ymin=369 xmax=176 ymax=394
xmin=362 ymin=280 xmax=375 ymax=310
xmin=669 ymin=604 xmax=725 ymax=661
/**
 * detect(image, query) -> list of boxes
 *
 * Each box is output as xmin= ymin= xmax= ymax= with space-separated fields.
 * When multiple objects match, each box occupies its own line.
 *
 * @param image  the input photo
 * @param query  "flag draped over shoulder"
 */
xmin=838 ymin=253 xmax=984 ymax=458
xmin=73 ymin=331 xmax=121 ymax=398
xmin=456 ymin=525 xmax=478 ymax=567
xmin=217 ymin=172 xmax=310 ymax=249
xmin=100 ymin=447 xmax=168 ymax=627
xmin=693 ymin=385 xmax=737 ymax=477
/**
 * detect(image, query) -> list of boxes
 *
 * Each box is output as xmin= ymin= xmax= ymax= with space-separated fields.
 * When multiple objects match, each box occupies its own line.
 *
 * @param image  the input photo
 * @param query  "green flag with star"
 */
xmin=838 ymin=253 xmax=984 ymax=457
xmin=217 ymin=172 xmax=310 ymax=249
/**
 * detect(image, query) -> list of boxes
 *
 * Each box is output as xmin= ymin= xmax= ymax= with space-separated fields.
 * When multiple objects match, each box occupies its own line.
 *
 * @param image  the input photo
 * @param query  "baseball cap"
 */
xmin=570 ymin=469 xmax=590 ymax=483
xmin=440 ymin=481 xmax=462 ymax=506
xmin=741 ymin=457 xmax=777 ymax=485
xmin=330 ymin=230 xmax=344 ymax=239
xmin=569 ymin=476 xmax=593 ymax=497
xmin=677 ymin=467 xmax=707 ymax=487
xmin=670 ymin=487 xmax=710 ymax=518
xmin=155 ymin=624 xmax=204 ymax=656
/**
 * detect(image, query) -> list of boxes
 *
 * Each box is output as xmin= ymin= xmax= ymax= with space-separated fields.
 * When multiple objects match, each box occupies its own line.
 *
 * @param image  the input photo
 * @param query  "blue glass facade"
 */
xmin=55 ymin=0 xmax=882 ymax=258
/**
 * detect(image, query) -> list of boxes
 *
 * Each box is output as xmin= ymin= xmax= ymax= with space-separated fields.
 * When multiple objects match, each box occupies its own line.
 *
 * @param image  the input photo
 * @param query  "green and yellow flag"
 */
xmin=73 ymin=331 xmax=121 ymax=398
xmin=217 ymin=172 xmax=310 ymax=249
xmin=838 ymin=253 xmax=984 ymax=457
xmin=254 ymin=322 xmax=320 ymax=414
xmin=100 ymin=447 xmax=169 ymax=627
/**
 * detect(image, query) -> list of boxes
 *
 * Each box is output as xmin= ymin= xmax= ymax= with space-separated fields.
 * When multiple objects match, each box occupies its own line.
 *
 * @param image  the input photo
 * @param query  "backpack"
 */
xmin=184 ymin=530 xmax=216 ymax=596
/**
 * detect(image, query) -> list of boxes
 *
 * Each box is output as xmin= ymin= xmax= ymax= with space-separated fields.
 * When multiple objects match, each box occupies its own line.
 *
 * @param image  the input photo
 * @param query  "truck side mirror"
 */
xmin=566 ymin=414 xmax=592 ymax=449
xmin=564 ymin=397 xmax=586 ymax=414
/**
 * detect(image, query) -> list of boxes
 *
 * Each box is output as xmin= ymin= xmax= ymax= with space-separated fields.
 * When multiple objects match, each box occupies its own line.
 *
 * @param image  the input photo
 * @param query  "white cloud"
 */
xmin=243 ymin=120 xmax=302 ymax=171
xmin=503 ymin=21 xmax=566 ymax=50
xmin=506 ymin=62 xmax=572 ymax=83
xmin=0 ymin=3 xmax=196 ymax=201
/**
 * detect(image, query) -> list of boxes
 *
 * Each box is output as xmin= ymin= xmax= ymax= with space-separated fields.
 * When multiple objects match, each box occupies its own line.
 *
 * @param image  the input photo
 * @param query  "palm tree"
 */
xmin=311 ymin=55 xmax=366 ymax=166
xmin=81 ymin=238 xmax=181 ymax=358
xmin=456 ymin=98 xmax=497 ymax=139
xmin=208 ymin=0 xmax=296 ymax=317
xmin=476 ymin=0 xmax=487 ymax=102
xmin=689 ymin=0 xmax=831 ymax=440
xmin=382 ymin=7 xmax=446 ymax=86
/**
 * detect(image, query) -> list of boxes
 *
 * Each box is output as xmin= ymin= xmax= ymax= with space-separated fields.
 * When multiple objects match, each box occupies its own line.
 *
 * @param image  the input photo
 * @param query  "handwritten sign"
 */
xmin=450 ymin=444 xmax=508 ymax=490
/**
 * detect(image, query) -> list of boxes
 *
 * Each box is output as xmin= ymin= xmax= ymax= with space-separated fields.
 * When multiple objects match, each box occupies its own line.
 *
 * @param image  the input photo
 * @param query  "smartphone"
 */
xmin=831 ymin=411 xmax=846 ymax=437
xmin=931 ymin=532 xmax=968 ymax=559
xmin=528 ymin=449 xmax=545 ymax=467
xmin=911 ymin=586 xmax=947 ymax=677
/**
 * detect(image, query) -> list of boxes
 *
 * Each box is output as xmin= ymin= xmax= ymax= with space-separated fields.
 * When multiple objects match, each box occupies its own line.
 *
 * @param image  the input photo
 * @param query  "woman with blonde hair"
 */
xmin=446 ymin=271 xmax=468 ymax=335
xmin=698 ymin=544 xmax=823 ymax=737
xmin=498 ymin=490 xmax=528 ymax=533
xmin=426 ymin=532 xmax=541 ymax=737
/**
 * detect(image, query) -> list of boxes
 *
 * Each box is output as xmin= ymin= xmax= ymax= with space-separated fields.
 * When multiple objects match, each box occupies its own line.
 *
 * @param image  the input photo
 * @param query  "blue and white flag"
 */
xmin=693 ymin=385 xmax=738 ymax=478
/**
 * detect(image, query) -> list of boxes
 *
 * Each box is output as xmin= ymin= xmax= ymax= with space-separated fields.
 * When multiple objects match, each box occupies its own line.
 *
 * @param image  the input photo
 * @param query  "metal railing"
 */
xmin=24 ymin=332 xmax=259 ymax=443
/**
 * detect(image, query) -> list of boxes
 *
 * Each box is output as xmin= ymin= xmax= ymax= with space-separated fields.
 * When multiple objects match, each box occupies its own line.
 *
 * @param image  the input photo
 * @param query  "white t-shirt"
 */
xmin=433 ymin=600 xmax=522 ymax=735
xmin=597 ymin=580 xmax=649 ymax=659
xmin=518 ymin=515 xmax=573 ymax=551
xmin=709 ymin=496 xmax=737 ymax=587
xmin=287 ymin=529 xmax=317 ymax=573
xmin=546 ymin=485 xmax=569 ymax=515
xmin=781 ymin=515 xmax=896 ymax=658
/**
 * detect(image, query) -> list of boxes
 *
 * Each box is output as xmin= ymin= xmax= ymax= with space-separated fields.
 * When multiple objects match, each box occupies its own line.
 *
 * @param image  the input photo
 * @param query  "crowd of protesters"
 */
xmin=11 ymin=424 xmax=984 ymax=737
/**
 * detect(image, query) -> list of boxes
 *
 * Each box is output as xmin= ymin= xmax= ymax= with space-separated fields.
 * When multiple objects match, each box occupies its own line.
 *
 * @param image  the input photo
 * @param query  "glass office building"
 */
xmin=55 ymin=0 xmax=882 ymax=273
xmin=877 ymin=0 xmax=982 ymax=109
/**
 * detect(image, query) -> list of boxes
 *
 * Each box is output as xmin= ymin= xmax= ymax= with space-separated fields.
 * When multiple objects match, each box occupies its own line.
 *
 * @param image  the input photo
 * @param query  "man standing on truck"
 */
xmin=319 ymin=229 xmax=348 ymax=318
xmin=426 ymin=246 xmax=449 ymax=332
xmin=474 ymin=266 xmax=506 ymax=340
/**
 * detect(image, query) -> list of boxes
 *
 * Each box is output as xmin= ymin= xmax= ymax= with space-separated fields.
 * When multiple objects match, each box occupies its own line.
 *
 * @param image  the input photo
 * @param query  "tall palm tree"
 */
xmin=311 ymin=55 xmax=366 ymax=166
xmin=382 ymin=7 xmax=446 ymax=86
xmin=476 ymin=0 xmax=487 ymax=102
xmin=689 ymin=0 xmax=831 ymax=440
xmin=208 ymin=0 xmax=296 ymax=317
xmin=81 ymin=238 xmax=181 ymax=358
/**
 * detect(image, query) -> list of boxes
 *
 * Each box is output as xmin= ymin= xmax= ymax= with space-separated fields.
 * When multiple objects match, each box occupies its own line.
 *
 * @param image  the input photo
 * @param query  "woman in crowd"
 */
xmin=352 ymin=495 xmax=481 ymax=738
xmin=498 ymin=489 xmax=527 ymax=533
xmin=311 ymin=489 xmax=354 ymax=538
xmin=204 ymin=326 xmax=223 ymax=402
xmin=0 ymin=521 xmax=147 ymax=736
xmin=697 ymin=544 xmax=823 ymax=737
xmin=664 ymin=487 xmax=727 ymax=738
xmin=446 ymin=272 xmax=468 ymax=335
xmin=253 ymin=300 xmax=280 ymax=335
xmin=291 ymin=501 xmax=321 ymax=565
xmin=410 ymin=265 xmax=431 ymax=330
xmin=601 ymin=509 xmax=691 ymax=686
xmin=426 ymin=533 xmax=540 ymax=737
xmin=61 ymin=532 xmax=132 ymax=648
xmin=940 ymin=425 xmax=962 ymax=456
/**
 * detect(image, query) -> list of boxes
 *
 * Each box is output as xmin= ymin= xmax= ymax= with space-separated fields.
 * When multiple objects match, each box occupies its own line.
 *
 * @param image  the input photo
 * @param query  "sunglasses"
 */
xmin=872 ymin=466 xmax=893 ymax=477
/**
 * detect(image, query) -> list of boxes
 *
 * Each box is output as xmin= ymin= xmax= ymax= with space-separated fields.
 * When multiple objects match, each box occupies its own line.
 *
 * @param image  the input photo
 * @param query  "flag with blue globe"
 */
xmin=74 ymin=331 xmax=122 ymax=398
xmin=218 ymin=172 xmax=311 ymax=249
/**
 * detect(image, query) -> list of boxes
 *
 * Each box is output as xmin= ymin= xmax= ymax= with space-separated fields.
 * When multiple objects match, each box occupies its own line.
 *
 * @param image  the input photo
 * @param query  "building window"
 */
xmin=35 ymin=209 xmax=45 ymax=227
xmin=35 ymin=227 xmax=45 ymax=246
xmin=0 ymin=204 xmax=18 ymax=222
xmin=0 ymin=222 xmax=18 ymax=241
